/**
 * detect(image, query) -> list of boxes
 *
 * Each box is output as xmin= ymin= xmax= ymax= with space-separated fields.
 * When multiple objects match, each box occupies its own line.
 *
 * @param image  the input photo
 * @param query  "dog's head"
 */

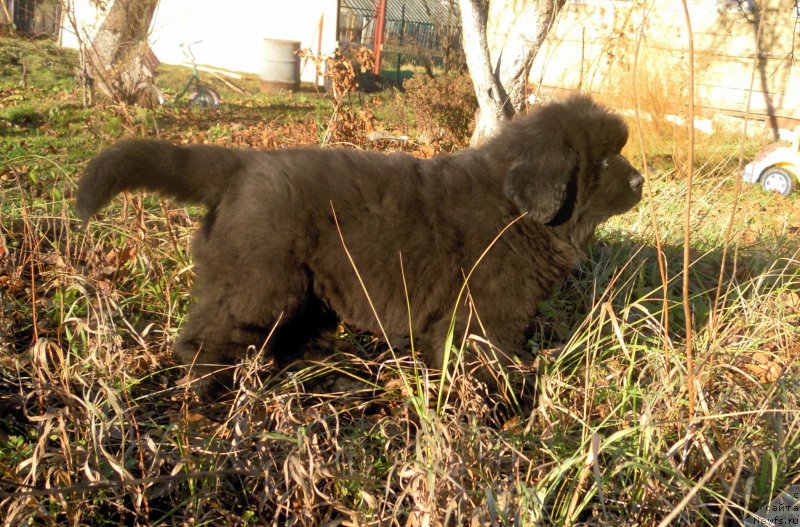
xmin=499 ymin=95 xmax=642 ymax=236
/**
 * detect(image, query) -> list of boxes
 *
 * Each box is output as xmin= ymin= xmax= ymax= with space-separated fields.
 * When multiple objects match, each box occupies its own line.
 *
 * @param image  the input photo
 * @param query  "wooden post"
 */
xmin=316 ymin=13 xmax=324 ymax=86
xmin=372 ymin=0 xmax=387 ymax=76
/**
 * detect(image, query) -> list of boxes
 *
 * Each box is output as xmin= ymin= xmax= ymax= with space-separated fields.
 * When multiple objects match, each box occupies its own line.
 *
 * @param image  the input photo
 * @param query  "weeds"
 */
xmin=1 ymin=36 xmax=799 ymax=525
xmin=403 ymin=73 xmax=477 ymax=149
xmin=297 ymin=47 xmax=378 ymax=147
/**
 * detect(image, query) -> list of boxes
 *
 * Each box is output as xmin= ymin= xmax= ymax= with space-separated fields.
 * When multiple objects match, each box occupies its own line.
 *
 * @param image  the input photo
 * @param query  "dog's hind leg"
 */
xmin=268 ymin=294 xmax=340 ymax=366
xmin=173 ymin=278 xmax=339 ymax=397
xmin=172 ymin=290 xmax=268 ymax=396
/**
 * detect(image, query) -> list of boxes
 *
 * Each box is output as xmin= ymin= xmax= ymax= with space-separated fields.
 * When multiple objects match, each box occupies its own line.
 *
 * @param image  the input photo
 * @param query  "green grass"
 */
xmin=0 ymin=37 xmax=77 ymax=88
xmin=1 ymin=35 xmax=799 ymax=525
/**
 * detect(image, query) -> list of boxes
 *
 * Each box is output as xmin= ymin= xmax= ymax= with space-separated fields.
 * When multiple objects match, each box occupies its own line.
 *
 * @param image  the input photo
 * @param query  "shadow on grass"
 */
xmin=533 ymin=234 xmax=798 ymax=350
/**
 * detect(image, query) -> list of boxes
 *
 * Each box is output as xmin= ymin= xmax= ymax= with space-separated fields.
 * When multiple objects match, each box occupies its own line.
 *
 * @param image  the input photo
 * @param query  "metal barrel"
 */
xmin=261 ymin=39 xmax=301 ymax=92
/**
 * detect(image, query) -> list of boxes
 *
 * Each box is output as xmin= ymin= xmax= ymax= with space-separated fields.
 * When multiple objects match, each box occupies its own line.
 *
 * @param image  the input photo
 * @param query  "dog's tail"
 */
xmin=76 ymin=138 xmax=244 ymax=224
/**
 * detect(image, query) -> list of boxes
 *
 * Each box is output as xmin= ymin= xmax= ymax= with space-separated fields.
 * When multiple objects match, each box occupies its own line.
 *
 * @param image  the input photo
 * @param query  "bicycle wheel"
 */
xmin=187 ymin=85 xmax=220 ymax=109
xmin=134 ymin=81 xmax=165 ymax=108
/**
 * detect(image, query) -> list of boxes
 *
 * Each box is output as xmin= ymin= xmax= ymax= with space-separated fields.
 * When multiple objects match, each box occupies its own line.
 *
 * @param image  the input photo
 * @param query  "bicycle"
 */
xmin=135 ymin=42 xmax=220 ymax=109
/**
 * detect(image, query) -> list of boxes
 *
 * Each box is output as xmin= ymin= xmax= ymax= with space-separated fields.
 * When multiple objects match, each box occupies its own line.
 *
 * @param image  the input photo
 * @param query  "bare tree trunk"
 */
xmin=459 ymin=0 xmax=565 ymax=145
xmin=496 ymin=1 xmax=564 ymax=112
xmin=459 ymin=0 xmax=510 ymax=145
xmin=88 ymin=0 xmax=159 ymax=103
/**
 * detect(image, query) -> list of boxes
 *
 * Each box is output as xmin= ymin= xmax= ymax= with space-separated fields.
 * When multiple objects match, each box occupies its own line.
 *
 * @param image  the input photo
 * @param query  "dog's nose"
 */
xmin=629 ymin=171 xmax=644 ymax=191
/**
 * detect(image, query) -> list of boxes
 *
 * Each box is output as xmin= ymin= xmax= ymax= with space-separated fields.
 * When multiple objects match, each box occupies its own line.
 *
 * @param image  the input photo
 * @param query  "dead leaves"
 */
xmin=740 ymin=194 xmax=800 ymax=246
xmin=726 ymin=288 xmax=798 ymax=384
xmin=89 ymin=240 xmax=139 ymax=286
xmin=742 ymin=351 xmax=784 ymax=383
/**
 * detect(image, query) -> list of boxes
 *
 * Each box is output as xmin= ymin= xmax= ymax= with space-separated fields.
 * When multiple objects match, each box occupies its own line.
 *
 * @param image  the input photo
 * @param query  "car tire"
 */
xmin=760 ymin=167 xmax=795 ymax=197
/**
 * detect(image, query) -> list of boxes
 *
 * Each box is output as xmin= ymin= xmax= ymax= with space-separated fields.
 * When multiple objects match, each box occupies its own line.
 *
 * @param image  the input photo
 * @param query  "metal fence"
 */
xmin=3 ymin=0 xmax=61 ymax=36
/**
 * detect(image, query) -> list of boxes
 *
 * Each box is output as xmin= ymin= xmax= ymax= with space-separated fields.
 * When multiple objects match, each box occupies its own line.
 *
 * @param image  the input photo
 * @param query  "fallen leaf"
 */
xmin=744 ymin=351 xmax=783 ymax=383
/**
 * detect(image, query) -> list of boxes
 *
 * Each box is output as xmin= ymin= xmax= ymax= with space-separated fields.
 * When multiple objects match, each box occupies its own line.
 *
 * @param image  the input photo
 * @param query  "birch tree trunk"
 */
xmin=458 ymin=0 xmax=565 ymax=145
xmin=88 ymin=0 xmax=159 ymax=103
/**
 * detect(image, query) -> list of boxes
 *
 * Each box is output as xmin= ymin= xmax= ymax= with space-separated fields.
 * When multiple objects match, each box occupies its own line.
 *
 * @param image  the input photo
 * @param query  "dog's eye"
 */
xmin=601 ymin=158 xmax=610 ymax=170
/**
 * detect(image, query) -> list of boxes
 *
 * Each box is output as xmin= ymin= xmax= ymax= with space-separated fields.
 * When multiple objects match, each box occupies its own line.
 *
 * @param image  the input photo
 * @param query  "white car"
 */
xmin=742 ymin=132 xmax=799 ymax=197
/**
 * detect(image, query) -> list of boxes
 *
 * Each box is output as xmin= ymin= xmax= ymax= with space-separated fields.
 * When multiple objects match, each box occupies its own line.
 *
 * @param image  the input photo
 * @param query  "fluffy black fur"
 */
xmin=77 ymin=95 xmax=642 ymax=392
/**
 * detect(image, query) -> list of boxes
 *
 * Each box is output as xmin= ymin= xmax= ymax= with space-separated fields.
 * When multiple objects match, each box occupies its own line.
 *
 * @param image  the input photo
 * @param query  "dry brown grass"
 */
xmin=3 ymin=123 xmax=799 ymax=525
xmin=2 ymin=36 xmax=800 ymax=527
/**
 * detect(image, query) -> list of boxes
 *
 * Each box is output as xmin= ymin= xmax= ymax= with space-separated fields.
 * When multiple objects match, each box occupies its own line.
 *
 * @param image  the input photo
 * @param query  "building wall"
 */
xmin=60 ymin=0 xmax=339 ymax=84
xmin=487 ymin=0 xmax=799 ymax=128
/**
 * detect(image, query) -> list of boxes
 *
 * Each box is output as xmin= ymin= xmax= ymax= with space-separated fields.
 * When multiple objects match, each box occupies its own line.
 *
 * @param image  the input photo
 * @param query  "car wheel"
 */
xmin=760 ymin=167 xmax=795 ymax=197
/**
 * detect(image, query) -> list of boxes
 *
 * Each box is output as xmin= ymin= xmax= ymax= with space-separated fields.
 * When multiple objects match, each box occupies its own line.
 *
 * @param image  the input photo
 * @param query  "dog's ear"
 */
xmin=504 ymin=147 xmax=579 ymax=224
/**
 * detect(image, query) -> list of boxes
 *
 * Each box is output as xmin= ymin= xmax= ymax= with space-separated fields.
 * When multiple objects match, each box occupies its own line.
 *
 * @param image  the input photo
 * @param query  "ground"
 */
xmin=1 ymin=36 xmax=799 ymax=525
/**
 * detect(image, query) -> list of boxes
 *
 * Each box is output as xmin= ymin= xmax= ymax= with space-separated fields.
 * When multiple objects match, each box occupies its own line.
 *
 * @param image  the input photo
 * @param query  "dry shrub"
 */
xmin=403 ymin=73 xmax=477 ymax=148
xmin=298 ymin=47 xmax=378 ymax=146
xmin=326 ymin=105 xmax=377 ymax=145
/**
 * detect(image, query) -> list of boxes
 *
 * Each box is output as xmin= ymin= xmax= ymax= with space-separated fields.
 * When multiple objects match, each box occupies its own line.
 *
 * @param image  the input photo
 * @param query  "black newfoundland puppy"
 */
xmin=77 ymin=95 xmax=642 ymax=392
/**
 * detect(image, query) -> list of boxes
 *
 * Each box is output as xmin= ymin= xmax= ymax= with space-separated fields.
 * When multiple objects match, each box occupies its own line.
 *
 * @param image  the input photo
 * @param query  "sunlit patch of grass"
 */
xmin=0 ymin=36 xmax=77 ymax=89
